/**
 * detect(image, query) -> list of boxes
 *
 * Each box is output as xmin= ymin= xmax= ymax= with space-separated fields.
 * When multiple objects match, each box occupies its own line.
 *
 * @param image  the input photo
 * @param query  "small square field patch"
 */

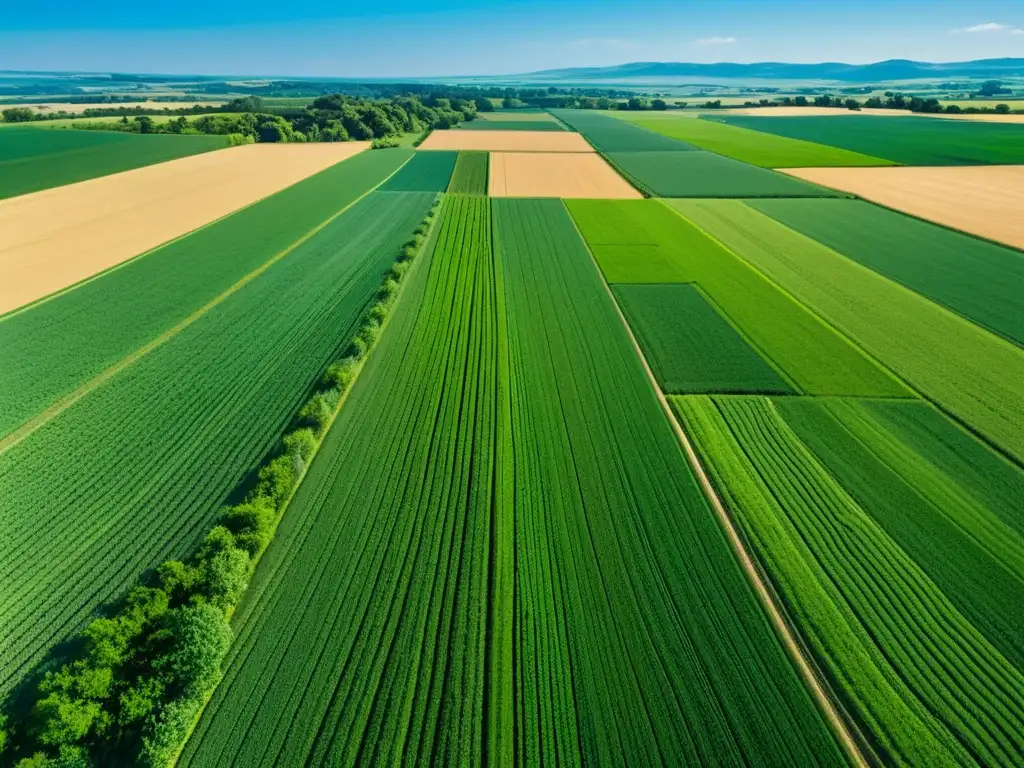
xmin=418 ymin=130 xmax=593 ymax=152
xmin=489 ymin=152 xmax=641 ymax=199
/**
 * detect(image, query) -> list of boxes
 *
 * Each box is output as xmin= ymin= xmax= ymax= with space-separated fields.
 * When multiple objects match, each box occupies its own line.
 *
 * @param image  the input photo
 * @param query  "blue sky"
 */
xmin=2 ymin=0 xmax=1022 ymax=77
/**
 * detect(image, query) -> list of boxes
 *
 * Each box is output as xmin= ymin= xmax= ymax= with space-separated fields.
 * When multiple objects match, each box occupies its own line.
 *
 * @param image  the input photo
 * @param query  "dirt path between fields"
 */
xmin=0 ymin=142 xmax=368 ymax=316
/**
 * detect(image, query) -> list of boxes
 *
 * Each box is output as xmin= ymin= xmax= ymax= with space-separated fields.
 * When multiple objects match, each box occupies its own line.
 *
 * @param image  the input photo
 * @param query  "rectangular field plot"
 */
xmin=488 ymin=151 xmax=641 ymax=198
xmin=457 ymin=119 xmax=565 ymax=131
xmin=715 ymin=114 xmax=1024 ymax=165
xmin=672 ymin=394 xmax=1024 ymax=767
xmin=377 ymin=149 xmax=456 ymax=191
xmin=0 ymin=142 xmax=372 ymax=316
xmin=779 ymin=166 xmax=1024 ymax=254
xmin=613 ymin=283 xmax=794 ymax=394
xmin=569 ymin=199 xmax=906 ymax=398
xmin=627 ymin=115 xmax=893 ymax=167
xmin=607 ymin=150 xmax=842 ymax=198
xmin=550 ymin=108 xmax=698 ymax=151
xmin=477 ymin=110 xmax=558 ymax=121
xmin=676 ymin=198 xmax=1024 ymax=464
xmin=0 ymin=126 xmax=229 ymax=199
xmin=0 ymin=189 xmax=435 ymax=699
xmin=446 ymin=150 xmax=488 ymax=194
xmin=418 ymin=129 xmax=592 ymax=152
xmin=179 ymin=197 xmax=846 ymax=768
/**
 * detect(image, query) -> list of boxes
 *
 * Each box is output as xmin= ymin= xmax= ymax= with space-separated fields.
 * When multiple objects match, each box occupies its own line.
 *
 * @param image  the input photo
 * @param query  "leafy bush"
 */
xmin=371 ymin=136 xmax=402 ymax=149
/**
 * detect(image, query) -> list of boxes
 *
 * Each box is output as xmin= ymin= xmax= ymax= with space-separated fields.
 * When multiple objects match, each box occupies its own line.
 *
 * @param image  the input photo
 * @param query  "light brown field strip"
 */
xmin=0 ymin=142 xmax=368 ymax=315
xmin=489 ymin=152 xmax=641 ymax=198
xmin=418 ymin=129 xmax=593 ymax=152
xmin=782 ymin=165 xmax=1024 ymax=250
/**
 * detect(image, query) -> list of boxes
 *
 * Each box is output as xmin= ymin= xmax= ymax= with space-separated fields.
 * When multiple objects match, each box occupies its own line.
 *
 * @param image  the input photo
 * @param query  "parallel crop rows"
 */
xmin=180 ymin=196 xmax=847 ymax=767
xmin=0 ymin=189 xmax=434 ymax=697
xmin=447 ymin=151 xmax=489 ymax=194
xmin=673 ymin=395 xmax=1024 ymax=767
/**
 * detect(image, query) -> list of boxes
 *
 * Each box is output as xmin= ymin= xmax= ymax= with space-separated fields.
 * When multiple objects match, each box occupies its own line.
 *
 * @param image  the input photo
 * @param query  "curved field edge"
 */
xmin=0 ymin=197 xmax=443 ymax=766
xmin=179 ymin=196 xmax=848 ymax=767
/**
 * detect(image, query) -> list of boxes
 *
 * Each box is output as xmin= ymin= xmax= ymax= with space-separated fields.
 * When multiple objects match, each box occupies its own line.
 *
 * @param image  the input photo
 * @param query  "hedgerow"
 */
xmin=0 ymin=197 xmax=441 ymax=768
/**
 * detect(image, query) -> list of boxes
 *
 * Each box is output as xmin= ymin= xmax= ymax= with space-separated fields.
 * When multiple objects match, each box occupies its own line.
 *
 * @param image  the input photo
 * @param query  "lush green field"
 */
xmin=447 ymin=150 xmax=488 ymax=194
xmin=613 ymin=283 xmax=795 ymax=394
xmin=569 ymin=199 xmax=906 ymax=397
xmin=624 ymin=115 xmax=894 ymax=167
xmin=605 ymin=151 xmax=844 ymax=197
xmin=673 ymin=394 xmax=1024 ymax=767
xmin=675 ymin=199 xmax=1024 ymax=464
xmin=0 ymin=188 xmax=434 ymax=699
xmin=0 ymin=126 xmax=228 ymax=198
xmin=715 ymin=114 xmax=1024 ymax=165
xmin=549 ymin=108 xmax=699 ymax=151
xmin=0 ymin=148 xmax=414 ymax=436
xmin=378 ymin=149 xmax=456 ymax=191
xmin=180 ymin=196 xmax=846 ymax=767
xmin=457 ymin=119 xmax=565 ymax=131
xmin=750 ymin=199 xmax=1024 ymax=346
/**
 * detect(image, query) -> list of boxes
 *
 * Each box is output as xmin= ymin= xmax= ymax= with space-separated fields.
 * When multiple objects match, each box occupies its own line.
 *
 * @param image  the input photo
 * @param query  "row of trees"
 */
xmin=0 ymin=200 xmax=442 ymax=768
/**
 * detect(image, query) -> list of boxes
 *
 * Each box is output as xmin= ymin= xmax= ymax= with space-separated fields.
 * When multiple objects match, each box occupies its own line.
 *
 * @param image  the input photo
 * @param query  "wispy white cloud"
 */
xmin=694 ymin=36 xmax=737 ymax=46
xmin=955 ymin=22 xmax=1009 ymax=33
xmin=1013 ymin=28 xmax=1024 ymax=35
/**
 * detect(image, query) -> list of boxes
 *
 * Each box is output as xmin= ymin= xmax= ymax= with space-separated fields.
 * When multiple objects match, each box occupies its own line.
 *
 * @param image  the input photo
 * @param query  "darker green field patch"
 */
xmin=457 ymin=119 xmax=565 ymax=131
xmin=0 ymin=127 xmax=229 ymax=198
xmin=613 ymin=283 xmax=794 ymax=394
xmin=378 ymin=150 xmax=456 ymax=191
xmin=749 ymin=198 xmax=1024 ymax=346
xmin=714 ymin=114 xmax=1024 ymax=165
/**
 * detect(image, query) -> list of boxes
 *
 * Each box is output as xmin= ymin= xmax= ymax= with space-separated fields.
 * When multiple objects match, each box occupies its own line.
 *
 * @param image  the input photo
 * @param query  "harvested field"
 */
xmin=0 ymin=142 xmax=370 ymax=315
xmin=417 ymin=129 xmax=592 ymax=152
xmin=780 ymin=165 xmax=1024 ymax=252
xmin=488 ymin=151 xmax=641 ymax=198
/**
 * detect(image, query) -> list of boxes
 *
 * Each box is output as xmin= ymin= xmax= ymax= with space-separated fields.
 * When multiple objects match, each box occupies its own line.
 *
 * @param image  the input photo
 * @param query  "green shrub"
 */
xmin=283 ymin=428 xmax=317 ymax=464
xmin=254 ymin=455 xmax=296 ymax=507
xmin=371 ymin=136 xmax=401 ymax=149
xmin=227 ymin=133 xmax=255 ymax=147
xmin=220 ymin=498 xmax=276 ymax=557
xmin=296 ymin=392 xmax=336 ymax=435
xmin=197 ymin=546 xmax=250 ymax=611
xmin=31 ymin=694 xmax=99 ymax=747
xmin=323 ymin=359 xmax=358 ymax=392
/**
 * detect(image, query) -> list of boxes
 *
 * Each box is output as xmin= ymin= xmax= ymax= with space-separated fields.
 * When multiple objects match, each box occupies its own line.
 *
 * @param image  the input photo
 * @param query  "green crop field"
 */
xmin=675 ymin=199 xmax=1024 ymax=464
xmin=0 ymin=148 xmax=414 ymax=435
xmin=0 ymin=182 xmax=430 ymax=696
xmin=378 ymin=149 xmax=456 ymax=190
xmin=457 ymin=119 xmax=565 ymax=131
xmin=673 ymin=394 xmax=1024 ymax=767
xmin=569 ymin=199 xmax=906 ymax=397
xmin=714 ymin=114 xmax=1024 ymax=165
xmin=447 ymin=150 xmax=488 ymax=194
xmin=0 ymin=126 xmax=229 ymax=198
xmin=179 ymin=196 xmax=846 ymax=767
xmin=624 ymin=115 xmax=894 ymax=167
xmin=605 ymin=150 xmax=844 ymax=197
xmin=750 ymin=198 xmax=1024 ymax=346
xmin=613 ymin=283 xmax=795 ymax=394
xmin=550 ymin=108 xmax=698 ymax=151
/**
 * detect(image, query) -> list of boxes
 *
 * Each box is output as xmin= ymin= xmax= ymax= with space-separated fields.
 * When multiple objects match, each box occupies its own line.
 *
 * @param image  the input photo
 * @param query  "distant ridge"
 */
xmin=517 ymin=58 xmax=1024 ymax=82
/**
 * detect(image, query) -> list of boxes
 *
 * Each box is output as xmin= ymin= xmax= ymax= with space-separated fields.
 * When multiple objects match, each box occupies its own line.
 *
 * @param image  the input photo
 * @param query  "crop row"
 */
xmin=0 ymin=126 xmax=228 ymax=199
xmin=567 ymin=199 xmax=906 ymax=398
xmin=0 ymin=148 xmax=415 ymax=435
xmin=675 ymin=199 xmax=1024 ymax=464
xmin=181 ymin=196 xmax=846 ymax=767
xmin=672 ymin=394 xmax=1024 ymax=766
xmin=446 ymin=151 xmax=489 ymax=195
xmin=0 ymin=190 xmax=436 ymax=700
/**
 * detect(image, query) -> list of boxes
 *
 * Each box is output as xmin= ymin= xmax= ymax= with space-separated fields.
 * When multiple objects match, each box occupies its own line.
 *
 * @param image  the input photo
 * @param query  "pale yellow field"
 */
xmin=0 ymin=142 xmax=368 ymax=315
xmin=782 ymin=165 xmax=1024 ymax=250
xmin=419 ymin=130 xmax=593 ymax=152
xmin=13 ymin=100 xmax=225 ymax=114
xmin=487 ymin=152 xmax=638 ymax=199
xmin=489 ymin=152 xmax=641 ymax=199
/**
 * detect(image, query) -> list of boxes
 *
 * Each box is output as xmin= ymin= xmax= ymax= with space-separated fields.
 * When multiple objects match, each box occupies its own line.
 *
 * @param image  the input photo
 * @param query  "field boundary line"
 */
xmin=562 ymin=199 xmax=871 ymax=768
xmin=167 ymin=192 xmax=445 ymax=767
xmin=0 ymin=153 xmax=414 ymax=457
xmin=0 ymin=147 xmax=372 ymax=323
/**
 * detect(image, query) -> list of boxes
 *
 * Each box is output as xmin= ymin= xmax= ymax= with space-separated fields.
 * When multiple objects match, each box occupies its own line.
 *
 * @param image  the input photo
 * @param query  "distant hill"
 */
xmin=519 ymin=59 xmax=1024 ymax=82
